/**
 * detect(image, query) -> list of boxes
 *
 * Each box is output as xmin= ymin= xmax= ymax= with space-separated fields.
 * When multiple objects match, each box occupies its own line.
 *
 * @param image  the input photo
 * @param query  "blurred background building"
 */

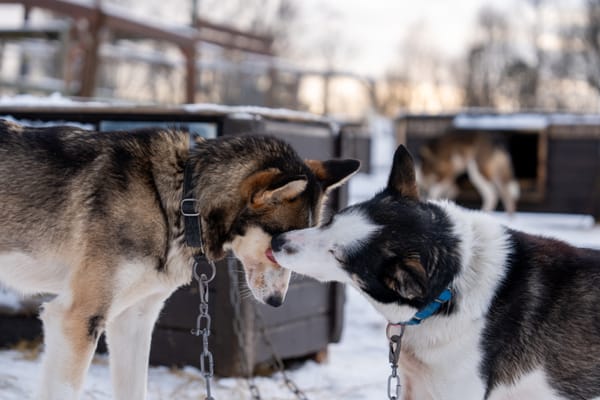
xmin=1 ymin=0 xmax=599 ymax=118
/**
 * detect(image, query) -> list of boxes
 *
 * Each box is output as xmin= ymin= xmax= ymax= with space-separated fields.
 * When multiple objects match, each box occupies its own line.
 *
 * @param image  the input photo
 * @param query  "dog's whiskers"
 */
xmin=239 ymin=288 xmax=255 ymax=301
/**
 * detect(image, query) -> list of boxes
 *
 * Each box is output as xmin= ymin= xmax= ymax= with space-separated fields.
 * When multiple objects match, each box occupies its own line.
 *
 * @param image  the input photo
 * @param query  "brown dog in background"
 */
xmin=417 ymin=132 xmax=519 ymax=213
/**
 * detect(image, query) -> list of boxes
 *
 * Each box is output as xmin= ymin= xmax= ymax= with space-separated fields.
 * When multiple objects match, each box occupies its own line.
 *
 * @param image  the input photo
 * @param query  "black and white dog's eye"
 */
xmin=329 ymin=248 xmax=346 ymax=265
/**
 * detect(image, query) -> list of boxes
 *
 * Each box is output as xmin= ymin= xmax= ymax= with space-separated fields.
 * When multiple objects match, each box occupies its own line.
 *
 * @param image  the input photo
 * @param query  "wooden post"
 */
xmin=322 ymin=71 xmax=331 ymax=115
xmin=56 ymin=20 xmax=73 ymax=95
xmin=78 ymin=6 xmax=102 ymax=98
xmin=17 ymin=5 xmax=31 ymax=94
xmin=183 ymin=45 xmax=196 ymax=104
xmin=266 ymin=64 xmax=277 ymax=108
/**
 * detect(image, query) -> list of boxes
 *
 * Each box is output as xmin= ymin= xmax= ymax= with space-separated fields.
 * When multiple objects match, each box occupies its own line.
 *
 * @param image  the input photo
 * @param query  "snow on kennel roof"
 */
xmin=0 ymin=93 xmax=109 ymax=108
xmin=453 ymin=112 xmax=600 ymax=131
xmin=453 ymin=113 xmax=548 ymax=131
xmin=0 ymin=94 xmax=333 ymax=126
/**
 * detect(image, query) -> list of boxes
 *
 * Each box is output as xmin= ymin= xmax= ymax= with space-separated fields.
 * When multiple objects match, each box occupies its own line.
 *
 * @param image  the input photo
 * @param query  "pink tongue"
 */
xmin=265 ymin=248 xmax=278 ymax=264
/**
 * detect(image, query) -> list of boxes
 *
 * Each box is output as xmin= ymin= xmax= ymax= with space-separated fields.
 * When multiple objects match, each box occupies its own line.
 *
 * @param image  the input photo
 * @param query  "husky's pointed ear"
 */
xmin=385 ymin=257 xmax=428 ymax=300
xmin=255 ymin=177 xmax=308 ymax=207
xmin=241 ymin=168 xmax=308 ymax=208
xmin=305 ymin=159 xmax=361 ymax=192
xmin=388 ymin=145 xmax=419 ymax=200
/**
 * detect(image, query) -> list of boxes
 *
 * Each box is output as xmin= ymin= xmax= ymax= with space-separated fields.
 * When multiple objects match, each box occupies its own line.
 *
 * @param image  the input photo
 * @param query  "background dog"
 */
xmin=418 ymin=132 xmax=520 ymax=214
xmin=0 ymin=120 xmax=359 ymax=400
xmin=272 ymin=145 xmax=600 ymax=400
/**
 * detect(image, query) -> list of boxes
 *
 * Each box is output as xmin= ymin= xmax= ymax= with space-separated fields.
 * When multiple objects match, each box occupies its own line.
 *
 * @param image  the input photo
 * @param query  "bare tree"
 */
xmin=464 ymin=0 xmax=600 ymax=112
xmin=499 ymin=60 xmax=539 ymax=109
xmin=372 ymin=72 xmax=413 ymax=116
xmin=374 ymin=21 xmax=460 ymax=115
xmin=464 ymin=6 xmax=513 ymax=108
xmin=583 ymin=0 xmax=600 ymax=93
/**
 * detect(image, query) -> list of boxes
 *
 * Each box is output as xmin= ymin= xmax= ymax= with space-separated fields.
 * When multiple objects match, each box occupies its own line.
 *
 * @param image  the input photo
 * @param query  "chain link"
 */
xmin=386 ymin=324 xmax=404 ymax=400
xmin=227 ymin=258 xmax=309 ymax=400
xmin=192 ymin=257 xmax=217 ymax=400
xmin=253 ymin=310 xmax=309 ymax=400
xmin=387 ymin=365 xmax=401 ymax=400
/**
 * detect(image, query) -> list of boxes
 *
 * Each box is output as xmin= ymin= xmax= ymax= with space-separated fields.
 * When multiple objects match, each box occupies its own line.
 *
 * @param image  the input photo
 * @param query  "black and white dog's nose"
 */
xmin=271 ymin=234 xmax=287 ymax=253
xmin=272 ymin=233 xmax=298 ymax=255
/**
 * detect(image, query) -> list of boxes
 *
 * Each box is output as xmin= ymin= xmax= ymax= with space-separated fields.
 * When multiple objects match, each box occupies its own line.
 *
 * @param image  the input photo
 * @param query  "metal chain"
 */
xmin=253 ymin=308 xmax=309 ymax=400
xmin=386 ymin=324 xmax=404 ymax=400
xmin=227 ymin=258 xmax=262 ymax=400
xmin=227 ymin=259 xmax=309 ymax=400
xmin=191 ymin=257 xmax=217 ymax=400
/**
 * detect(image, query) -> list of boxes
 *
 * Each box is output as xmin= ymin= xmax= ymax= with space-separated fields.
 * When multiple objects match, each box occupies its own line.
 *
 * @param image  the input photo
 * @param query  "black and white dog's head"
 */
xmin=272 ymin=145 xmax=461 ymax=322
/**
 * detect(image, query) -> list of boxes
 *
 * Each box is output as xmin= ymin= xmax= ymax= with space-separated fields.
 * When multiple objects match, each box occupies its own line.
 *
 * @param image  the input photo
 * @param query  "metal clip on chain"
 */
xmin=192 ymin=257 xmax=217 ymax=400
xmin=386 ymin=324 xmax=404 ymax=400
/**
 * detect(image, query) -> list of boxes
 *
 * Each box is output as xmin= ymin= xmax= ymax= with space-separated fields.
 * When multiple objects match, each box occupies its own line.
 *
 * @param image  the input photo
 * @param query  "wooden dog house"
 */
xmin=395 ymin=112 xmax=600 ymax=220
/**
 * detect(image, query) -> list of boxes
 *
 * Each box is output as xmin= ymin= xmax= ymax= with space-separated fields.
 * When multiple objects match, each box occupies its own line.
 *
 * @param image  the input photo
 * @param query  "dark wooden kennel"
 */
xmin=396 ymin=112 xmax=600 ymax=220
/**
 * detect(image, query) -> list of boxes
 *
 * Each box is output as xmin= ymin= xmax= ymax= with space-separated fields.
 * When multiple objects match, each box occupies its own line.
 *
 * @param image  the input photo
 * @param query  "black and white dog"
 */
xmin=271 ymin=145 xmax=600 ymax=400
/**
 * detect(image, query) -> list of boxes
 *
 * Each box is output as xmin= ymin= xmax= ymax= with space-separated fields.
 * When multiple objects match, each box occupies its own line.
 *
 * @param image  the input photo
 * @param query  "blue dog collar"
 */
xmin=394 ymin=287 xmax=453 ymax=326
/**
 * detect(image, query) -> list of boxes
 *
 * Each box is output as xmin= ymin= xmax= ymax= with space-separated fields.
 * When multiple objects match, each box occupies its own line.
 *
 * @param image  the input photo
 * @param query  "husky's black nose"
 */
xmin=271 ymin=234 xmax=286 ymax=253
xmin=265 ymin=293 xmax=283 ymax=307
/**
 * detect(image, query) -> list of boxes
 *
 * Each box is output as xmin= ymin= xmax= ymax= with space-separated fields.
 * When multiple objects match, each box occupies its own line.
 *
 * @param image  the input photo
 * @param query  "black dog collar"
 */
xmin=180 ymin=135 xmax=204 ymax=250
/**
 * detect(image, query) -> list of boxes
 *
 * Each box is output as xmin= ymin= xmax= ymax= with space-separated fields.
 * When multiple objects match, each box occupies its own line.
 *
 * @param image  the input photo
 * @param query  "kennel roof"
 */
xmin=0 ymin=94 xmax=334 ymax=127
xmin=454 ymin=112 xmax=600 ymax=132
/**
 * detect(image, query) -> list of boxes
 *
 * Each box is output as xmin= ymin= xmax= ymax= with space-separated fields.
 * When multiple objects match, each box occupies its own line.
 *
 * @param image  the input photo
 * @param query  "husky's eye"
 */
xmin=329 ymin=247 xmax=346 ymax=265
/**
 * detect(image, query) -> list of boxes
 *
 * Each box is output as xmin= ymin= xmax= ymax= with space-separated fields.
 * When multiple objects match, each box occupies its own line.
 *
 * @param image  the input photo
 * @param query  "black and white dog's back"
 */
xmin=272 ymin=145 xmax=600 ymax=400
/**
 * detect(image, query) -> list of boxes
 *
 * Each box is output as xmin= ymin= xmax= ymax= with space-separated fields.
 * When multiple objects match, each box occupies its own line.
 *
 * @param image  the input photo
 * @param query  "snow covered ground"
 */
xmin=0 ymin=115 xmax=599 ymax=399
xmin=0 ymin=286 xmax=390 ymax=400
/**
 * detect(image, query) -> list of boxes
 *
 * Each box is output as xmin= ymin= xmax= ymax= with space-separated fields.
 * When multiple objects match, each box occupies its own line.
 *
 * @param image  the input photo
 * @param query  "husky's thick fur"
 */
xmin=273 ymin=145 xmax=600 ymax=400
xmin=0 ymin=120 xmax=359 ymax=400
xmin=418 ymin=132 xmax=519 ymax=213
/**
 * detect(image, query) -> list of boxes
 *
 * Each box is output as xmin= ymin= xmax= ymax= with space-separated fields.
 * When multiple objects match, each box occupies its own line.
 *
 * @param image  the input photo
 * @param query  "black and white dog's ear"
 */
xmin=384 ymin=257 xmax=428 ymax=300
xmin=387 ymin=145 xmax=419 ymax=200
xmin=305 ymin=159 xmax=361 ymax=192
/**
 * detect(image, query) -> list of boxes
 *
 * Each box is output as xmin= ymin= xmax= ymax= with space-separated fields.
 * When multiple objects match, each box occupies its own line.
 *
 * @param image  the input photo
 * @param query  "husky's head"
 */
xmin=195 ymin=136 xmax=360 ymax=307
xmin=271 ymin=145 xmax=460 ymax=321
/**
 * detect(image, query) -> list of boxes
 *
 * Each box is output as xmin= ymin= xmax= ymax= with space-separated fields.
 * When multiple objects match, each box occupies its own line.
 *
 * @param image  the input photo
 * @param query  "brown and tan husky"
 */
xmin=418 ymin=132 xmax=519 ymax=213
xmin=0 ymin=120 xmax=359 ymax=400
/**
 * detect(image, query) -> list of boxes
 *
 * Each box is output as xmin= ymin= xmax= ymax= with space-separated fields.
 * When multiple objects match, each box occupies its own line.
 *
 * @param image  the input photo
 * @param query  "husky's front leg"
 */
xmin=106 ymin=293 xmax=167 ymax=400
xmin=38 ymin=295 xmax=104 ymax=400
